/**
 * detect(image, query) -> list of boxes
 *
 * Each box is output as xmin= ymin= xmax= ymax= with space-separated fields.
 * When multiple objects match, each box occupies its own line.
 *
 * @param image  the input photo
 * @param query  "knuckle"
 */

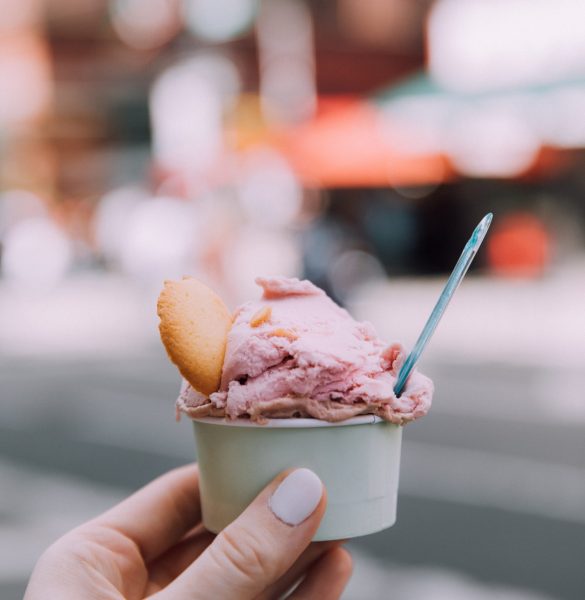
xmin=211 ymin=524 xmax=277 ymax=585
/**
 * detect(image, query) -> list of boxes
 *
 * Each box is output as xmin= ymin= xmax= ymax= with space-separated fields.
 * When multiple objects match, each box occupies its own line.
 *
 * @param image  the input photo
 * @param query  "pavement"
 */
xmin=350 ymin=260 xmax=585 ymax=372
xmin=2 ymin=271 xmax=585 ymax=598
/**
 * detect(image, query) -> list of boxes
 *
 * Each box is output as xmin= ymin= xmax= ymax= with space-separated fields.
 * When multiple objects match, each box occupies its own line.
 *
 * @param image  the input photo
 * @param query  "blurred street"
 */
xmin=2 ymin=274 xmax=584 ymax=599
xmin=3 ymin=1 xmax=585 ymax=597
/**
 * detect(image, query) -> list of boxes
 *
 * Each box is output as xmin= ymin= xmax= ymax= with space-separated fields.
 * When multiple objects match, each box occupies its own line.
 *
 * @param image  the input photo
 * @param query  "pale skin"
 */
xmin=25 ymin=465 xmax=352 ymax=599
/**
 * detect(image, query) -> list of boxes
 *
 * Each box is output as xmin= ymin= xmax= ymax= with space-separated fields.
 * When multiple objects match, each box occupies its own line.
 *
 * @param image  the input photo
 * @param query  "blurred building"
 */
xmin=2 ymin=1 xmax=585 ymax=302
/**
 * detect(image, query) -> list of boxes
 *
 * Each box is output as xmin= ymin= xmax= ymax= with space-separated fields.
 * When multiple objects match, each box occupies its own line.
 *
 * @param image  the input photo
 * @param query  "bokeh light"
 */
xmin=0 ymin=189 xmax=47 ymax=237
xmin=118 ymin=196 xmax=201 ymax=284
xmin=183 ymin=0 xmax=257 ymax=42
xmin=93 ymin=185 xmax=148 ymax=264
xmin=222 ymin=227 xmax=301 ymax=302
xmin=256 ymin=0 xmax=315 ymax=123
xmin=237 ymin=149 xmax=302 ymax=227
xmin=0 ymin=33 xmax=52 ymax=126
xmin=379 ymin=96 xmax=451 ymax=157
xmin=328 ymin=250 xmax=386 ymax=302
xmin=445 ymin=105 xmax=539 ymax=177
xmin=110 ymin=0 xmax=181 ymax=50
xmin=429 ymin=0 xmax=585 ymax=91
xmin=487 ymin=212 xmax=551 ymax=277
xmin=530 ymin=87 xmax=585 ymax=149
xmin=2 ymin=217 xmax=72 ymax=288
xmin=184 ymin=51 xmax=241 ymax=108
xmin=150 ymin=54 xmax=240 ymax=183
xmin=150 ymin=59 xmax=224 ymax=178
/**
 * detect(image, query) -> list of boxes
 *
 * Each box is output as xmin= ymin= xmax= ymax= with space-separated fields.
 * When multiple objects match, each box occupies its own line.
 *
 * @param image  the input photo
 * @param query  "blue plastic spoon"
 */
xmin=393 ymin=213 xmax=493 ymax=396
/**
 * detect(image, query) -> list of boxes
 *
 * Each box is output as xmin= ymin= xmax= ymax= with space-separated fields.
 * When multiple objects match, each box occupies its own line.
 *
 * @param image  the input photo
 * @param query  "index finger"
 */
xmin=94 ymin=463 xmax=201 ymax=562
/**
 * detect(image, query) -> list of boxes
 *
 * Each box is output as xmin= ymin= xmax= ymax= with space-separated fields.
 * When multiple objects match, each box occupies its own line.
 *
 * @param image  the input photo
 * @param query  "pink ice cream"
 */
xmin=177 ymin=276 xmax=433 ymax=424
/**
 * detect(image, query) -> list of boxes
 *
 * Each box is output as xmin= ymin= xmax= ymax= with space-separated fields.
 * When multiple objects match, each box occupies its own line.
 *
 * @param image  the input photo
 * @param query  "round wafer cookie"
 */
xmin=157 ymin=277 xmax=232 ymax=396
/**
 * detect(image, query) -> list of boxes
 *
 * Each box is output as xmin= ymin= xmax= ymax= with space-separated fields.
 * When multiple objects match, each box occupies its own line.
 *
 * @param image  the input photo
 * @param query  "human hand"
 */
xmin=25 ymin=464 xmax=352 ymax=599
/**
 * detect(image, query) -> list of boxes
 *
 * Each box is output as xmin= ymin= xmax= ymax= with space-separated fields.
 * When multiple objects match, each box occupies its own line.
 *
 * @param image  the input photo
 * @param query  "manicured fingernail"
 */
xmin=269 ymin=468 xmax=323 ymax=526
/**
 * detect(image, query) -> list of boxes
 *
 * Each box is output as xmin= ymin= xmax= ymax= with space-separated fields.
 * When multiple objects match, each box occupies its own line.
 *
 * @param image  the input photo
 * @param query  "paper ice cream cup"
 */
xmin=192 ymin=415 xmax=402 ymax=541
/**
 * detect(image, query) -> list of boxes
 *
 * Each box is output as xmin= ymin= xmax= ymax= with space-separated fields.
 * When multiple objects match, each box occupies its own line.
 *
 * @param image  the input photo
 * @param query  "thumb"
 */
xmin=156 ymin=468 xmax=326 ymax=600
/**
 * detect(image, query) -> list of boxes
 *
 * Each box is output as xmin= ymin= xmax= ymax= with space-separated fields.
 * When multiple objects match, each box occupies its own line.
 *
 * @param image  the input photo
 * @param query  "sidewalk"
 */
xmin=350 ymin=263 xmax=585 ymax=369
xmin=2 ymin=266 xmax=584 ymax=367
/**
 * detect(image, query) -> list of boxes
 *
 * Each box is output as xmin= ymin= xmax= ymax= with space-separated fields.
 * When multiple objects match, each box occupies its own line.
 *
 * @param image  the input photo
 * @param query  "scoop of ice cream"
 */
xmin=177 ymin=276 xmax=433 ymax=424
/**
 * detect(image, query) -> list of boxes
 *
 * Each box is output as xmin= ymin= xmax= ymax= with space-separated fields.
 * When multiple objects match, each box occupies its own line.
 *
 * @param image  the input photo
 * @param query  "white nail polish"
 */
xmin=269 ymin=468 xmax=323 ymax=526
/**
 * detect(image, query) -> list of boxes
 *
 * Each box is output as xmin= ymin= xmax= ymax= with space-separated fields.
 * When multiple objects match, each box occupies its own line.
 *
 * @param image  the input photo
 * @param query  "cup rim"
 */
xmin=192 ymin=414 xmax=388 ymax=428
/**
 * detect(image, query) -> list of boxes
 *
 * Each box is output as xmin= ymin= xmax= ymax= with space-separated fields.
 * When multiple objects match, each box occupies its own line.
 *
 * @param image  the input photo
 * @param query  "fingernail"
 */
xmin=269 ymin=468 xmax=323 ymax=526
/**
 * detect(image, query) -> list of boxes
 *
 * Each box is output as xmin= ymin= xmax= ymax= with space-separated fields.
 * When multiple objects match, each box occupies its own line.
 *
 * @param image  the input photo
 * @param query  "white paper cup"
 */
xmin=192 ymin=415 xmax=402 ymax=541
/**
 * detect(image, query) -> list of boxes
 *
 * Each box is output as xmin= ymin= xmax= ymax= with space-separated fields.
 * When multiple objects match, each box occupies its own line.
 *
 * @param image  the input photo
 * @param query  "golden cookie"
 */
xmin=157 ymin=277 xmax=232 ymax=396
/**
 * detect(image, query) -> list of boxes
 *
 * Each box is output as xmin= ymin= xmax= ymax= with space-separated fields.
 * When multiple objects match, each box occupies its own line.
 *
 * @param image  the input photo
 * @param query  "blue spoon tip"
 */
xmin=472 ymin=213 xmax=493 ymax=248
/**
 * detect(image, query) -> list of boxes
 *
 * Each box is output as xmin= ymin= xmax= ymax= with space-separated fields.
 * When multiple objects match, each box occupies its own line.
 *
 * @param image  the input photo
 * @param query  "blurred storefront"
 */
xmin=2 ymin=0 xmax=585 ymax=297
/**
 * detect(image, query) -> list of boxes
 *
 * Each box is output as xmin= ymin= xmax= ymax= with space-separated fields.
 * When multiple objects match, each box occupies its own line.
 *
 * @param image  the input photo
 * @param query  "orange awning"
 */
xmin=279 ymin=98 xmax=451 ymax=187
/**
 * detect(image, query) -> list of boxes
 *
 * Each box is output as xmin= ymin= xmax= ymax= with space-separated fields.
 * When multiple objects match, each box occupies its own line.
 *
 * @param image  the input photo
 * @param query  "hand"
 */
xmin=25 ymin=464 xmax=352 ymax=599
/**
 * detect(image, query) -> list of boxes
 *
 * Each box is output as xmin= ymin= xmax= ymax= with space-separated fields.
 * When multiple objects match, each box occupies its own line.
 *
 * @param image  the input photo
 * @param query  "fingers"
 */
xmin=288 ymin=547 xmax=353 ymax=600
xmin=95 ymin=464 xmax=201 ymax=562
xmin=258 ymin=540 xmax=343 ymax=600
xmin=155 ymin=468 xmax=326 ymax=600
xmin=149 ymin=533 xmax=341 ymax=597
xmin=147 ymin=526 xmax=216 ymax=591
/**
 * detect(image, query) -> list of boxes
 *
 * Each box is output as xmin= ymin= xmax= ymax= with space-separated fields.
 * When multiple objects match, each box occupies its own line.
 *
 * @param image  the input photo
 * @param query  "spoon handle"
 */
xmin=393 ymin=213 xmax=493 ymax=396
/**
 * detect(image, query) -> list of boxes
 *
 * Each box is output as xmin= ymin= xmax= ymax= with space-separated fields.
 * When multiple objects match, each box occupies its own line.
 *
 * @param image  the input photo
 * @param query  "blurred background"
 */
xmin=1 ymin=0 xmax=585 ymax=598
